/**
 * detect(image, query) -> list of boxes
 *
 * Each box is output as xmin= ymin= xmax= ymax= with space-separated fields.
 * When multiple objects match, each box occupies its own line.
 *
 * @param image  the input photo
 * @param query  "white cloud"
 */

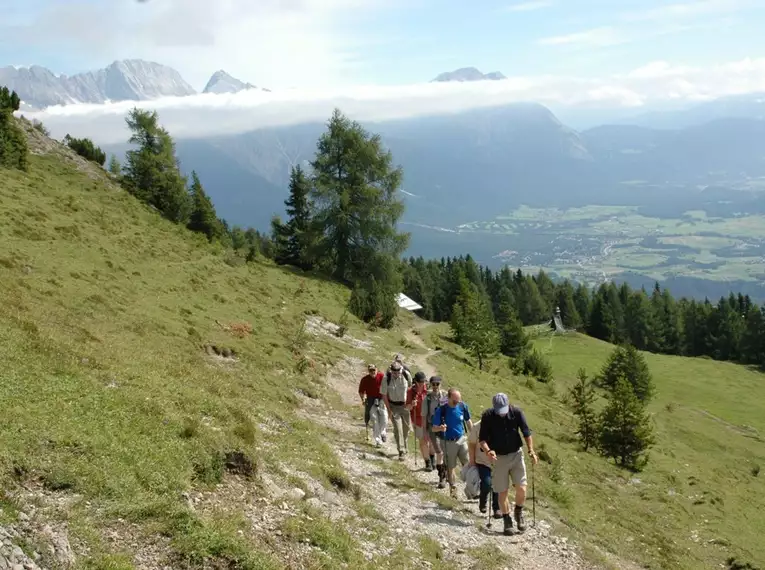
xmin=3 ymin=0 xmax=393 ymax=90
xmin=19 ymin=56 xmax=765 ymax=145
xmin=505 ymin=1 xmax=554 ymax=12
xmin=621 ymin=0 xmax=748 ymax=22
xmin=537 ymin=27 xmax=626 ymax=47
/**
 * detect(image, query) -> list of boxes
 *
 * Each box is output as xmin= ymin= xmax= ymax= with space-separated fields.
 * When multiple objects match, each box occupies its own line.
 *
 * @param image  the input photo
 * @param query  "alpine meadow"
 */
xmin=2 ymin=85 xmax=765 ymax=570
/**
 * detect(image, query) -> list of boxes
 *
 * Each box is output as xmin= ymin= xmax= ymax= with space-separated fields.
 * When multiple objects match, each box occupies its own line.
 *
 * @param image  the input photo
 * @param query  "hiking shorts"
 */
xmin=414 ymin=425 xmax=425 ymax=439
xmin=492 ymin=449 xmax=527 ymax=493
xmin=426 ymin=427 xmax=443 ymax=454
xmin=444 ymin=436 xmax=469 ymax=470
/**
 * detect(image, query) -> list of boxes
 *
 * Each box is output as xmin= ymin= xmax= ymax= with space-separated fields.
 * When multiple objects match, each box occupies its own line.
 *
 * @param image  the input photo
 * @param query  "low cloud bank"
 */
xmin=19 ymin=57 xmax=765 ymax=145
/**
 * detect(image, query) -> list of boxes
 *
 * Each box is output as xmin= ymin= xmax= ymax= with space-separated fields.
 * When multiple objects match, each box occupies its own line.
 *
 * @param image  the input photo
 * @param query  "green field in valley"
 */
xmin=454 ymin=204 xmax=765 ymax=287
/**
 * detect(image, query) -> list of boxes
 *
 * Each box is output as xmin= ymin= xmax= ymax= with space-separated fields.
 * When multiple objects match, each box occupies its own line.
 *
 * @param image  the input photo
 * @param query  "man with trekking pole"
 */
xmin=382 ymin=361 xmax=412 ymax=461
xmin=478 ymin=393 xmax=538 ymax=536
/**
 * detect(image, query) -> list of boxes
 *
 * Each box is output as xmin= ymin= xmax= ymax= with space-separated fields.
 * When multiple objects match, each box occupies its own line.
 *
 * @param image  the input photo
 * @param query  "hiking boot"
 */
xmin=503 ymin=514 xmax=514 ymax=536
xmin=449 ymin=485 xmax=457 ymax=499
xmin=514 ymin=505 xmax=526 ymax=533
xmin=479 ymin=503 xmax=487 ymax=514
xmin=381 ymin=433 xmax=387 ymax=443
xmin=424 ymin=458 xmax=432 ymax=471
xmin=398 ymin=450 xmax=405 ymax=461
xmin=493 ymin=510 xmax=502 ymax=519
xmin=436 ymin=464 xmax=446 ymax=488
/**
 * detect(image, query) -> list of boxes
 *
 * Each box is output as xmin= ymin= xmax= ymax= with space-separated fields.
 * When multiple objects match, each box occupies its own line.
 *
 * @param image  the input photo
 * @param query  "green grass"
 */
xmin=0 ymin=148 xmax=417 ymax=568
xmin=420 ymin=324 xmax=765 ymax=569
xmin=5 ymin=129 xmax=765 ymax=570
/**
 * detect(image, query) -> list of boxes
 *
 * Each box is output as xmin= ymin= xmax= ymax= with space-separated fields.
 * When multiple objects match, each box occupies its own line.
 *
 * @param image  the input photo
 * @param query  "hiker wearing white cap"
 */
xmin=381 ymin=361 xmax=412 ymax=460
xmin=478 ymin=393 xmax=538 ymax=536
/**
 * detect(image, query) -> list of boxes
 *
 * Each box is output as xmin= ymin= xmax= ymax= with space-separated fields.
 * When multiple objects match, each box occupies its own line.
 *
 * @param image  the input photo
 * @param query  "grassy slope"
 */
xmin=0 ymin=138 xmax=421 ymax=569
xmin=420 ymin=324 xmax=765 ymax=569
xmin=3 ymin=129 xmax=765 ymax=569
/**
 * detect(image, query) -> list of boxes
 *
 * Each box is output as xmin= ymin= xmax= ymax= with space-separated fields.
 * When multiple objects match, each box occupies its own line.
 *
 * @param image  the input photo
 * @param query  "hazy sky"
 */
xmin=2 ymin=0 xmax=764 ymax=90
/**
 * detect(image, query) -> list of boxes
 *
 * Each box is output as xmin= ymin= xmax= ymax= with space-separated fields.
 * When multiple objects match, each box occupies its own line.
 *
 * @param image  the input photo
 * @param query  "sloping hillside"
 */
xmin=3 ymin=123 xmax=763 ymax=570
xmin=0 ymin=124 xmax=609 ymax=569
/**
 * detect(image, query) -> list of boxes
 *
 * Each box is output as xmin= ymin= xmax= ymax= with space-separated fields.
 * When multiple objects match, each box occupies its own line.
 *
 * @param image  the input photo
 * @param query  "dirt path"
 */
xmin=320 ymin=324 xmax=618 ymax=570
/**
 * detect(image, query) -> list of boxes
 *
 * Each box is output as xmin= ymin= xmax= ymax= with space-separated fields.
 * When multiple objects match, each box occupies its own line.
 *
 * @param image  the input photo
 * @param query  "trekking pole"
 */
xmin=486 ymin=465 xmax=494 ymax=530
xmin=532 ymin=459 xmax=536 ymax=528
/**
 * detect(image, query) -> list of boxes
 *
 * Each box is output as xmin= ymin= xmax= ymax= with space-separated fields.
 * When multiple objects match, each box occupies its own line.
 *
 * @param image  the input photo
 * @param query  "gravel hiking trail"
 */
xmin=322 ymin=324 xmax=638 ymax=570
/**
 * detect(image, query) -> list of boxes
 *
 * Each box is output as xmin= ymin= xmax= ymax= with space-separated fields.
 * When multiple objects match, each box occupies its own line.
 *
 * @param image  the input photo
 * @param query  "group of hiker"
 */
xmin=358 ymin=354 xmax=540 ymax=536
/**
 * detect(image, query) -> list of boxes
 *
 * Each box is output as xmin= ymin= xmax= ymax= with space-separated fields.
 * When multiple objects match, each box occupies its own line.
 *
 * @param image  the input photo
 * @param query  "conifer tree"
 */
xmin=570 ymin=368 xmax=598 ymax=451
xmin=122 ymin=108 xmax=191 ymax=224
xmin=451 ymin=278 xmax=499 ymax=370
xmin=0 ymin=86 xmax=28 ymax=171
xmin=310 ymin=109 xmax=408 ymax=326
xmin=187 ymin=171 xmax=224 ymax=242
xmin=108 ymin=154 xmax=121 ymax=176
xmin=282 ymin=165 xmax=314 ymax=269
xmin=598 ymin=377 xmax=655 ymax=470
xmin=598 ymin=344 xmax=655 ymax=403
xmin=495 ymin=286 xmax=529 ymax=357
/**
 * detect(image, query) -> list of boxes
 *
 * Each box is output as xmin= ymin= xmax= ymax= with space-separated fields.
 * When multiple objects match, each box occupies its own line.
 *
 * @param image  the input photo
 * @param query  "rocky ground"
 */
xmin=319 ymin=335 xmax=601 ymax=570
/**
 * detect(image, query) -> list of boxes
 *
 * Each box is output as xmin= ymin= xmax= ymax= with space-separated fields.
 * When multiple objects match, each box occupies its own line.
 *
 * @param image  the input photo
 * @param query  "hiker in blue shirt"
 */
xmin=432 ymin=388 xmax=473 ymax=498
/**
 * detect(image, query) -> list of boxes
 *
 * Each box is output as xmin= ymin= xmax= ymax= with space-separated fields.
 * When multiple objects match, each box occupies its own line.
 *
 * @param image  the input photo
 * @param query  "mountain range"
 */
xmin=431 ymin=67 xmax=507 ymax=82
xmin=0 ymin=60 xmax=267 ymax=109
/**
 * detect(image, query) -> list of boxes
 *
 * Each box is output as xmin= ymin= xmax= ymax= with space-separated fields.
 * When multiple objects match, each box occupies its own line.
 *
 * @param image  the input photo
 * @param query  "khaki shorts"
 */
xmin=492 ymin=450 xmax=527 ymax=493
xmin=444 ymin=437 xmax=469 ymax=470
xmin=426 ymin=427 xmax=443 ymax=454
xmin=414 ymin=425 xmax=426 ymax=439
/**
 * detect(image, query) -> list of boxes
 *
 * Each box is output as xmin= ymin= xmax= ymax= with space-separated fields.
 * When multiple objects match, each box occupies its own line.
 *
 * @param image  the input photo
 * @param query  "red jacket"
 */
xmin=407 ymin=385 xmax=427 ymax=427
xmin=358 ymin=372 xmax=384 ymax=400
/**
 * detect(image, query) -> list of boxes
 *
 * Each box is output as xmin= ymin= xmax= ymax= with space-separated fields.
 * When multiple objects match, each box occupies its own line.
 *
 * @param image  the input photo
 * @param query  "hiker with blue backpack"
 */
xmin=432 ymin=388 xmax=472 ymax=498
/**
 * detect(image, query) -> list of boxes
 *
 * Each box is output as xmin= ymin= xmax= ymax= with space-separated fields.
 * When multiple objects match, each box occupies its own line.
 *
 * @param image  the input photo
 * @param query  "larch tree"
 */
xmin=310 ymin=109 xmax=409 ymax=326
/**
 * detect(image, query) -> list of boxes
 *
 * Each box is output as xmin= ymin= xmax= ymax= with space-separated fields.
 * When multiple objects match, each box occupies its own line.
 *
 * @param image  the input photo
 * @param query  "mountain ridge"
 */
xmin=0 ymin=59 xmax=196 ymax=108
xmin=431 ymin=66 xmax=507 ymax=82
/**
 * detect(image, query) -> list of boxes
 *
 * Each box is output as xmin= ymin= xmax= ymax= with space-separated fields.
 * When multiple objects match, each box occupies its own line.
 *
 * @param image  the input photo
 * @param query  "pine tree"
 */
xmin=598 ymin=377 xmax=655 ymax=470
xmin=451 ymin=278 xmax=499 ymax=370
xmin=624 ymin=289 xmax=654 ymax=351
xmin=555 ymin=280 xmax=582 ymax=328
xmin=108 ymin=154 xmax=121 ymax=176
xmin=310 ymin=109 xmax=409 ymax=325
xmin=122 ymin=108 xmax=191 ymax=224
xmin=495 ymin=286 xmax=529 ymax=357
xmin=598 ymin=344 xmax=655 ymax=403
xmin=280 ymin=165 xmax=314 ymax=269
xmin=187 ymin=171 xmax=224 ymax=242
xmin=570 ymin=368 xmax=598 ymax=451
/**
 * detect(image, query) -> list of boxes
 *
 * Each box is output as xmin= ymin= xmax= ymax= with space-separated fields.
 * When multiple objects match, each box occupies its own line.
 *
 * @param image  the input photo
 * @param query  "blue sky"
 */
xmin=1 ymin=0 xmax=764 ymax=90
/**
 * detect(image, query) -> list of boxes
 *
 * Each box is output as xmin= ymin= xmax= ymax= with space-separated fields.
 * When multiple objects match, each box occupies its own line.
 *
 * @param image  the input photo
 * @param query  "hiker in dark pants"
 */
xmin=422 ymin=376 xmax=448 ymax=487
xmin=358 ymin=364 xmax=387 ymax=446
xmin=382 ymin=361 xmax=412 ymax=460
xmin=468 ymin=419 xmax=501 ymax=519
xmin=432 ymin=388 xmax=472 ymax=498
xmin=478 ymin=393 xmax=539 ymax=536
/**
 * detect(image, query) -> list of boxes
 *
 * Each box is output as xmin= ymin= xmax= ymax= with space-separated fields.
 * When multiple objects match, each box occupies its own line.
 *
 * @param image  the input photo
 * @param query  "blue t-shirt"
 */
xmin=433 ymin=402 xmax=471 ymax=440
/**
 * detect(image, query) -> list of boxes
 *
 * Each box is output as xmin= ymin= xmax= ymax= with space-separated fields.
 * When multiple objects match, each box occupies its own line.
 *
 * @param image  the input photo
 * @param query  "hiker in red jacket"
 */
xmin=358 ymin=364 xmax=387 ymax=447
xmin=406 ymin=372 xmax=432 ymax=469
